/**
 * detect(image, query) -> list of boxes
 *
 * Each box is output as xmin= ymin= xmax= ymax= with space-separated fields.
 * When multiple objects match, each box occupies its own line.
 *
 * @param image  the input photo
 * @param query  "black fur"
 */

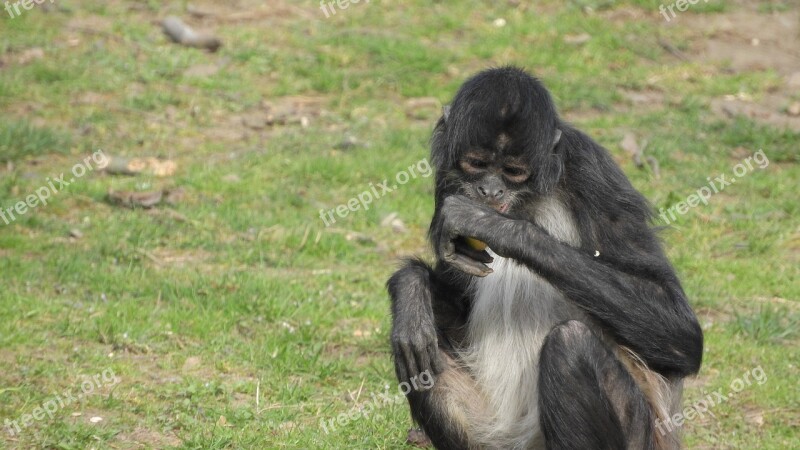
xmin=388 ymin=66 xmax=702 ymax=449
xmin=539 ymin=320 xmax=655 ymax=450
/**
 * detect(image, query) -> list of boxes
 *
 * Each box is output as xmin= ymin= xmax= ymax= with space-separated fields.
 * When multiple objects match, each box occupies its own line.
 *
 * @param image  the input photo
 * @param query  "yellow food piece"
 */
xmin=464 ymin=237 xmax=487 ymax=251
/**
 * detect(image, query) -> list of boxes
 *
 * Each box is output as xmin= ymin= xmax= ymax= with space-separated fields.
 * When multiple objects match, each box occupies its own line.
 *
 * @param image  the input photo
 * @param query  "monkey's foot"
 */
xmin=406 ymin=428 xmax=432 ymax=448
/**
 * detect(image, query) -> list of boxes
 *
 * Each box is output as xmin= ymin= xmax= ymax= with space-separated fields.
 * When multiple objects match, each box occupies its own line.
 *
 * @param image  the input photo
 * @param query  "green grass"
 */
xmin=1 ymin=1 xmax=798 ymax=449
xmin=0 ymin=121 xmax=71 ymax=162
xmin=732 ymin=305 xmax=800 ymax=345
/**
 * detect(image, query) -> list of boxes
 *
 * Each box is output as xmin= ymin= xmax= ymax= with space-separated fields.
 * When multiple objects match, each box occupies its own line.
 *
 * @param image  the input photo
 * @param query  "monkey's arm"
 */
xmin=388 ymin=259 xmax=474 ymax=379
xmin=440 ymin=196 xmax=703 ymax=377
xmin=508 ymin=226 xmax=702 ymax=377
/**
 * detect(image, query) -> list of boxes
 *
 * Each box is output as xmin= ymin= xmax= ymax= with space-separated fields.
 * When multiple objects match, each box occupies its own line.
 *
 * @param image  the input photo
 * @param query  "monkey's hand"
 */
xmin=391 ymin=300 xmax=445 ymax=380
xmin=439 ymin=195 xmax=502 ymax=277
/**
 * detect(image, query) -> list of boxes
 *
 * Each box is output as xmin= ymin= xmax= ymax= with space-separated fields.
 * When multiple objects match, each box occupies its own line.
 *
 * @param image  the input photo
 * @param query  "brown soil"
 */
xmin=679 ymin=6 xmax=800 ymax=130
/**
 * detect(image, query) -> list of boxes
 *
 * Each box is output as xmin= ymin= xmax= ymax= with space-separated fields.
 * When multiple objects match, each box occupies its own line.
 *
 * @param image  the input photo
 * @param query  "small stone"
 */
xmin=334 ymin=135 xmax=360 ymax=150
xmin=381 ymin=213 xmax=407 ymax=234
xmin=564 ymin=33 xmax=591 ymax=45
xmin=242 ymin=113 xmax=268 ymax=130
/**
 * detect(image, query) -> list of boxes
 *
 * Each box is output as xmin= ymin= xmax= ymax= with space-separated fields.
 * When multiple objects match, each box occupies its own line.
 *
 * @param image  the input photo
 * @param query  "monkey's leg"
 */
xmin=538 ymin=320 xmax=656 ymax=450
xmin=405 ymin=351 xmax=485 ymax=450
xmin=389 ymin=261 xmax=483 ymax=450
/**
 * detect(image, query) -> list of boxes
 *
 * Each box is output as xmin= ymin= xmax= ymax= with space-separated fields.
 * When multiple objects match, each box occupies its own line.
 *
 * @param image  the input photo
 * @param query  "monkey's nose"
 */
xmin=478 ymin=186 xmax=504 ymax=200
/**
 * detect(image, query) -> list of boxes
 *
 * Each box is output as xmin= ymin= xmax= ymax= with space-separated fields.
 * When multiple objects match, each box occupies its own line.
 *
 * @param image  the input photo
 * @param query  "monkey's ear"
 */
xmin=442 ymin=105 xmax=451 ymax=123
xmin=552 ymin=129 xmax=562 ymax=148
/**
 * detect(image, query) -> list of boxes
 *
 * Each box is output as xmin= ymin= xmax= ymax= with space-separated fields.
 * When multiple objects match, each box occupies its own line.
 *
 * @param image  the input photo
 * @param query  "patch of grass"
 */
xmin=0 ymin=0 xmax=798 ymax=449
xmin=0 ymin=121 xmax=71 ymax=162
xmin=732 ymin=305 xmax=800 ymax=344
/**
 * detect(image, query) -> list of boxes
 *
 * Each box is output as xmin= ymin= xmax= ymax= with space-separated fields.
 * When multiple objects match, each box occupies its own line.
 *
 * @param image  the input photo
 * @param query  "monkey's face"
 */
xmin=456 ymin=145 xmax=532 ymax=215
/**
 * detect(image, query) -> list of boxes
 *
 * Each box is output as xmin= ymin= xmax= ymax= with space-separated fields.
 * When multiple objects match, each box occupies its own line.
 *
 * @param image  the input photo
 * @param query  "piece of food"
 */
xmin=464 ymin=237 xmax=487 ymax=251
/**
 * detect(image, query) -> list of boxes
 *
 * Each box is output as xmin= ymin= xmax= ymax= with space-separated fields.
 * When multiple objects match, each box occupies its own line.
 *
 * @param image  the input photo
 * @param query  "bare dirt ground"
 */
xmin=678 ymin=5 xmax=800 ymax=131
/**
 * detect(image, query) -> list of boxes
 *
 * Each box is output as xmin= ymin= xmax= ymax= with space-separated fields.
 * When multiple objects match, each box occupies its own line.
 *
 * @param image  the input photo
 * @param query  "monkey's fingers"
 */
xmin=393 ymin=351 xmax=409 ymax=385
xmin=442 ymin=232 xmax=493 ymax=276
xmin=414 ymin=345 xmax=434 ymax=381
xmin=445 ymin=253 xmax=493 ymax=277
xmin=398 ymin=344 xmax=420 ymax=381
xmin=454 ymin=239 xmax=493 ymax=264
xmin=428 ymin=342 xmax=446 ymax=375
xmin=412 ymin=345 xmax=443 ymax=381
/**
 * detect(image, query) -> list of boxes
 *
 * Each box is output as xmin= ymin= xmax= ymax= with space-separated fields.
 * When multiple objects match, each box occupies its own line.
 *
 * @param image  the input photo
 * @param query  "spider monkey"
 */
xmin=388 ymin=67 xmax=703 ymax=449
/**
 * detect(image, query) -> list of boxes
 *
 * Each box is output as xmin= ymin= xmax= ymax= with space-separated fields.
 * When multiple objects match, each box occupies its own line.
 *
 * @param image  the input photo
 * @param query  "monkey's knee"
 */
xmin=540 ymin=320 xmax=623 ymax=396
xmin=541 ymin=320 xmax=601 ymax=365
xmin=539 ymin=320 xmax=609 ymax=403
xmin=539 ymin=321 xmax=656 ymax=450
xmin=548 ymin=319 xmax=593 ymax=341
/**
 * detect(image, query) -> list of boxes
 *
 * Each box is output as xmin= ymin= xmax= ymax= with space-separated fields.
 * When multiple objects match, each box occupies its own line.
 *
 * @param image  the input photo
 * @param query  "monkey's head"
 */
xmin=431 ymin=67 xmax=564 ymax=214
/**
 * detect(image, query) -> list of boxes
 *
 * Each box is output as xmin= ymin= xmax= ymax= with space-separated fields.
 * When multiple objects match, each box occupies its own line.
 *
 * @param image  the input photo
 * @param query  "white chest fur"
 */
xmin=464 ymin=196 xmax=583 ymax=449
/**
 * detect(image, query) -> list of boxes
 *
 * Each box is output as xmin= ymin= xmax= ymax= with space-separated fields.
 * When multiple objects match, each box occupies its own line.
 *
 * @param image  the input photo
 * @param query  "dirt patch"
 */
xmin=711 ymin=94 xmax=800 ymax=132
xmin=148 ymin=247 xmax=213 ymax=268
xmin=619 ymin=89 xmax=667 ymax=109
xmin=181 ymin=0 xmax=315 ymax=25
xmin=202 ymin=95 xmax=328 ymax=143
xmin=676 ymin=6 xmax=800 ymax=131
xmin=114 ymin=427 xmax=182 ymax=449
xmin=695 ymin=305 xmax=733 ymax=327
xmin=680 ymin=8 xmax=800 ymax=76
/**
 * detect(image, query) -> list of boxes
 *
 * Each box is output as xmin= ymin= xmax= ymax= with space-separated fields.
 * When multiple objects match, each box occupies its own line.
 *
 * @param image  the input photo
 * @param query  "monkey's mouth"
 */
xmin=490 ymin=202 xmax=510 ymax=214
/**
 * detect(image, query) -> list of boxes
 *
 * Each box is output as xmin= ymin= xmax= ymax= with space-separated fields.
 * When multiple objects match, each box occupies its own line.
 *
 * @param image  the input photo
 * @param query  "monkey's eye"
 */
xmin=460 ymin=158 xmax=489 ymax=173
xmin=503 ymin=166 xmax=530 ymax=182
